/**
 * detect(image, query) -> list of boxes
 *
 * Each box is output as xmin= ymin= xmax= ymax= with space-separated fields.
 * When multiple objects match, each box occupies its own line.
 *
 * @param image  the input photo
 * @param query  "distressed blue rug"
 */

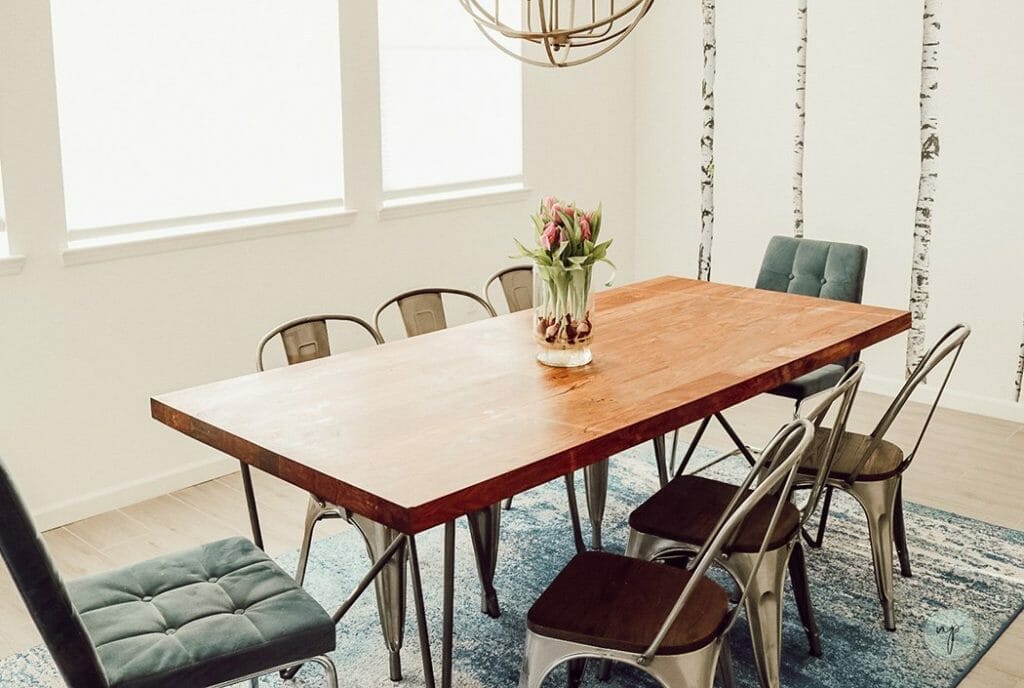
xmin=2 ymin=445 xmax=1022 ymax=687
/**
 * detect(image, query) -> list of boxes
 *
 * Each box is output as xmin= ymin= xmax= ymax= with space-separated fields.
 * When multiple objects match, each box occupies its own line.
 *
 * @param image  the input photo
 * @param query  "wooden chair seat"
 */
xmin=526 ymin=551 xmax=729 ymax=655
xmin=798 ymin=428 xmax=904 ymax=482
xmin=628 ymin=475 xmax=801 ymax=553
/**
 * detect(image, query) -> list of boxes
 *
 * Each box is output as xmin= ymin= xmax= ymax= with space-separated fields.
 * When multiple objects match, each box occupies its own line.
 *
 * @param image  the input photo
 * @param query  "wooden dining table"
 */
xmin=151 ymin=275 xmax=910 ymax=687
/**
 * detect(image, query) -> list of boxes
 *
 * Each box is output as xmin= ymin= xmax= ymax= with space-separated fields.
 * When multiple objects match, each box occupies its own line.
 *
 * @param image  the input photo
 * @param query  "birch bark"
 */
xmin=906 ymin=0 xmax=940 ymax=377
xmin=697 ymin=0 xmax=716 ymax=281
xmin=793 ymin=0 xmax=808 ymax=238
xmin=1015 ymin=316 xmax=1024 ymax=402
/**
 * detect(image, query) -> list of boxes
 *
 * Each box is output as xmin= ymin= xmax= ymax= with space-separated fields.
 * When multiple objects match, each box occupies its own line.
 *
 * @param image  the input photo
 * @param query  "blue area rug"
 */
xmin=2 ymin=445 xmax=1022 ymax=687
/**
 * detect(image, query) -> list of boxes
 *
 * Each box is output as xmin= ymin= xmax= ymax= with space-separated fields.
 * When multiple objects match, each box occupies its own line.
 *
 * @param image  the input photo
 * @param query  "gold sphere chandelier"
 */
xmin=458 ymin=0 xmax=656 ymax=68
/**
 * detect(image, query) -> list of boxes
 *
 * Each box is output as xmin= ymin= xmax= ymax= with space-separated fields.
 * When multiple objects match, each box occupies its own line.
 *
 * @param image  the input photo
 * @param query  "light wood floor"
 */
xmin=1 ymin=391 xmax=1021 ymax=686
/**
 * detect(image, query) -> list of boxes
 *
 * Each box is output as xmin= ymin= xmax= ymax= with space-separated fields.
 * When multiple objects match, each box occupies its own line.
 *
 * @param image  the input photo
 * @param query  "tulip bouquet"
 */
xmin=514 ymin=196 xmax=614 ymax=365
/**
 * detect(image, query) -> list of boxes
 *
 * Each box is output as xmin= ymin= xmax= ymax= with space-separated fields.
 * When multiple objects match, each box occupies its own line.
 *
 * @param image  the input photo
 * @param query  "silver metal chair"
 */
xmin=484 ymin=265 xmax=534 ymax=314
xmin=373 ymin=288 xmax=506 ymax=620
xmin=625 ymin=363 xmax=864 ymax=688
xmin=518 ymin=419 xmax=815 ymax=688
xmin=248 ymin=314 xmax=424 ymax=682
xmin=798 ymin=323 xmax=970 ymax=631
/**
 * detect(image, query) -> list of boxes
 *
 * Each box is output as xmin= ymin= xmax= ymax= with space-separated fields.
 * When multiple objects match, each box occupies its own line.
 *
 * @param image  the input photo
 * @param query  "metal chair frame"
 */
xmin=484 ymin=265 xmax=534 ymax=314
xmin=519 ymin=419 xmax=815 ymax=688
xmin=798 ymin=323 xmax=970 ymax=631
xmin=624 ymin=364 xmax=864 ymax=688
xmin=373 ymin=287 xmax=497 ymax=338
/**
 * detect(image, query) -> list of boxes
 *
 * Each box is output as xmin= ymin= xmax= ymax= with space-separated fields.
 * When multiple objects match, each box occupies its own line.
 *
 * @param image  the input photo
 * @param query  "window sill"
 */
xmin=378 ymin=184 xmax=531 ymax=221
xmin=62 ymin=205 xmax=356 ymax=267
xmin=0 ymin=254 xmax=26 ymax=276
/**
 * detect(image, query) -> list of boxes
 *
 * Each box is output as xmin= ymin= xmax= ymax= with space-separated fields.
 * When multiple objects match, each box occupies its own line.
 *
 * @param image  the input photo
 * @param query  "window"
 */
xmin=378 ymin=0 xmax=523 ymax=201
xmin=50 ymin=0 xmax=345 ymax=236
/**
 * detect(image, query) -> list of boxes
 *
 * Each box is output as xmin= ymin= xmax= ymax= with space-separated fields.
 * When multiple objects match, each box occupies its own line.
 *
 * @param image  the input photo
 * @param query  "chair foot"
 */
xmin=389 ymin=650 xmax=402 ymax=682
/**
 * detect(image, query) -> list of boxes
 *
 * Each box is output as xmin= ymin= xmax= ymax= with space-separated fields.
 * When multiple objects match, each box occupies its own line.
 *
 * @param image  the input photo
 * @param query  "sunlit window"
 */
xmin=50 ymin=0 xmax=345 ymax=233
xmin=378 ymin=0 xmax=523 ymax=199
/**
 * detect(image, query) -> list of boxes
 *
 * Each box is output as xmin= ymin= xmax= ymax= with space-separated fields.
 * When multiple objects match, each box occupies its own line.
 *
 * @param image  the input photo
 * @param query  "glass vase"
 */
xmin=533 ymin=263 xmax=594 ymax=367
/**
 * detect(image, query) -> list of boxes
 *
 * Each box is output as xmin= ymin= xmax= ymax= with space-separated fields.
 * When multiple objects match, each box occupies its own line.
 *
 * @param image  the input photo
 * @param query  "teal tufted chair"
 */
xmin=756 ymin=236 xmax=868 ymax=400
xmin=0 ymin=457 xmax=339 ymax=688
xmin=668 ymin=236 xmax=868 ymax=479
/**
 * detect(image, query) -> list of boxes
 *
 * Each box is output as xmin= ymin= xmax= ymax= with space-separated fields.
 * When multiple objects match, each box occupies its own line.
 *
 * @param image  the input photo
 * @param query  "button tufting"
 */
xmin=208 ymin=577 xmax=218 ymax=583
xmin=142 ymin=596 xmax=153 ymax=602
xmin=821 ymin=278 xmax=827 ymax=284
xmin=788 ymin=273 xmax=795 ymax=280
xmin=234 ymin=609 xmax=245 ymax=615
xmin=165 ymin=628 xmax=176 ymax=635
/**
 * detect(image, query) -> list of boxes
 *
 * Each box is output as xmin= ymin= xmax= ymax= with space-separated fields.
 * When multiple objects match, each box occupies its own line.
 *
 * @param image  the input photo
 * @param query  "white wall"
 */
xmin=634 ymin=0 xmax=1024 ymax=422
xmin=0 ymin=0 xmax=636 ymax=528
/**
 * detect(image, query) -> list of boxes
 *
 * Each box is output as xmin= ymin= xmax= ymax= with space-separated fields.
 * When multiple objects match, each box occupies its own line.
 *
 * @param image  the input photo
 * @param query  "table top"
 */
xmin=152 ymin=276 xmax=910 ymax=534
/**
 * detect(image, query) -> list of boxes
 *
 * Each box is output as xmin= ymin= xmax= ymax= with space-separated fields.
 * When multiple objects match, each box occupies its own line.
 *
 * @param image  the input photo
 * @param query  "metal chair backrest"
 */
xmin=373 ymin=288 xmax=497 ymax=339
xmin=795 ymin=361 xmax=865 ymax=524
xmin=0 ymin=458 xmax=109 ymax=687
xmin=640 ymin=419 xmax=814 ymax=664
xmin=850 ymin=323 xmax=970 ymax=482
xmin=484 ymin=266 xmax=533 ymax=313
xmin=256 ymin=314 xmax=383 ymax=371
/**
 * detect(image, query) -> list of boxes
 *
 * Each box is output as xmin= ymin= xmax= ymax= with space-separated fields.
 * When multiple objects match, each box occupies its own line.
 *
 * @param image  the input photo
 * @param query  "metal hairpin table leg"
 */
xmin=238 ymin=463 xmax=264 ymax=549
xmin=408 ymin=536 xmax=436 ymax=688
xmin=442 ymin=521 xmax=456 ymax=688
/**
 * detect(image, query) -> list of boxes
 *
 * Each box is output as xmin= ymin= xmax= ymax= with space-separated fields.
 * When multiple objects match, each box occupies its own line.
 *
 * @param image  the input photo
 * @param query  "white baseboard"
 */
xmin=861 ymin=374 xmax=1024 ymax=424
xmin=33 ymin=456 xmax=237 ymax=531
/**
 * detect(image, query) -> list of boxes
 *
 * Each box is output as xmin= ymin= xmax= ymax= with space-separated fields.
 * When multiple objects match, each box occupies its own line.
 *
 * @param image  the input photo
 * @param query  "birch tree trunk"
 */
xmin=906 ymin=0 xmax=941 ymax=377
xmin=697 ymin=0 xmax=716 ymax=281
xmin=793 ymin=0 xmax=808 ymax=237
xmin=1015 ymin=315 xmax=1024 ymax=402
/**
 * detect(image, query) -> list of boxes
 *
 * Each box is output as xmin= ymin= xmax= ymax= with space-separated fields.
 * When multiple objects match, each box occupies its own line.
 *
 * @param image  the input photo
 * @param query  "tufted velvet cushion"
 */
xmin=755 ymin=236 xmax=867 ymax=303
xmin=755 ymin=236 xmax=867 ymax=397
xmin=67 ymin=537 xmax=336 ymax=688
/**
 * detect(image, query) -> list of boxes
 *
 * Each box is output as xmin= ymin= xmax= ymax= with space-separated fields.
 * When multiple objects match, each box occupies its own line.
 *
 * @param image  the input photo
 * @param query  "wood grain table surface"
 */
xmin=151 ymin=276 xmax=910 ymax=534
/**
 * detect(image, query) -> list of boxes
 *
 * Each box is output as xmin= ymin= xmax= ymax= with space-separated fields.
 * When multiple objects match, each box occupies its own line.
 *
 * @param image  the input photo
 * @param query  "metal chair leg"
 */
xmin=716 ymin=636 xmax=735 ymax=688
xmin=249 ymin=678 xmax=259 ymax=688
xmin=566 ymin=658 xmax=586 ymax=687
xmin=467 ymin=503 xmax=502 ymax=618
xmin=801 ymin=485 xmax=835 ymax=549
xmin=408 ymin=536 xmax=436 ymax=688
xmin=787 ymin=540 xmax=822 ymax=657
xmin=564 ymin=473 xmax=587 ymax=554
xmin=849 ymin=478 xmax=900 ymax=631
xmin=503 ymin=496 xmax=514 ymax=510
xmin=295 ymin=495 xmax=324 ymax=586
xmin=727 ymin=547 xmax=790 ymax=688
xmin=582 ymin=459 xmax=608 ymax=550
xmin=349 ymin=515 xmax=409 ymax=681
xmin=893 ymin=479 xmax=912 ymax=578
xmin=652 ymin=434 xmax=669 ymax=488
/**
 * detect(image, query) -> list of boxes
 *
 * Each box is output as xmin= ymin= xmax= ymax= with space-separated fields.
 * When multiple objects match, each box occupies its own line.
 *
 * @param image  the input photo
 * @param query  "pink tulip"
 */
xmin=541 ymin=222 xmax=560 ymax=250
xmin=551 ymin=203 xmax=564 ymax=217
xmin=580 ymin=215 xmax=592 ymax=240
xmin=543 ymin=196 xmax=557 ymax=210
